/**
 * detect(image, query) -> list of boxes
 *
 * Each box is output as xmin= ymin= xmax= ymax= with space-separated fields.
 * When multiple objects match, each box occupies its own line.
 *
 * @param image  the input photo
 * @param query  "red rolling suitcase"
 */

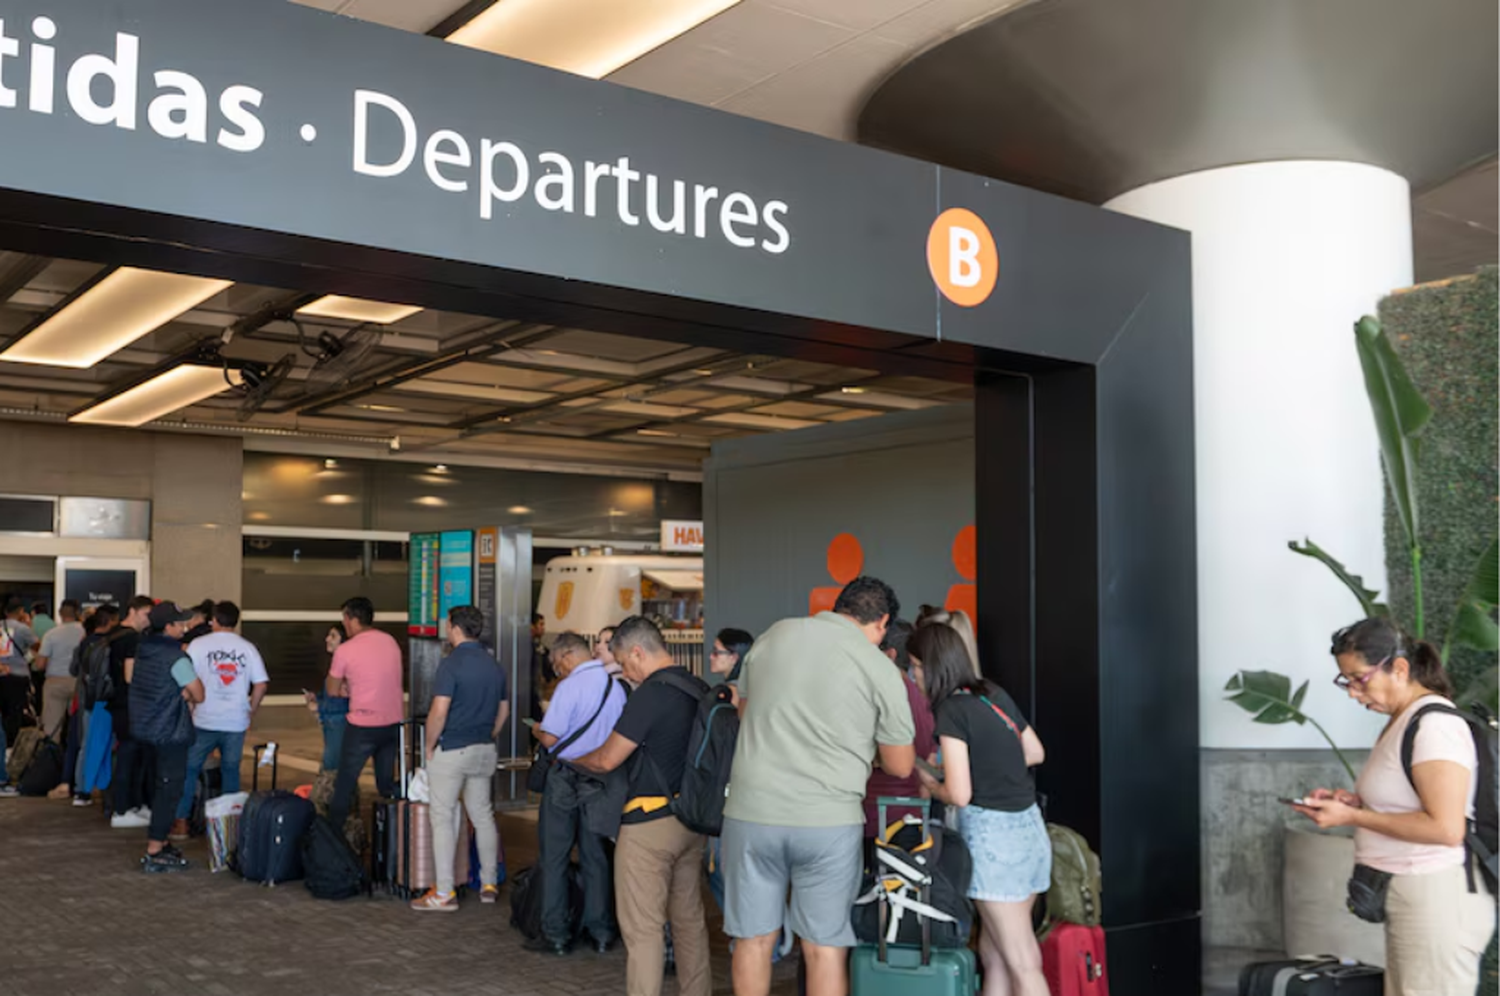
xmin=1041 ymin=922 xmax=1109 ymax=996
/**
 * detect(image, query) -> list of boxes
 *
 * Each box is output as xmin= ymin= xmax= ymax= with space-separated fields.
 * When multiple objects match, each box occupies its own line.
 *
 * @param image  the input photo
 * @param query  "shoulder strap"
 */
xmin=551 ymin=670 xmax=616 ymax=758
xmin=977 ymin=693 xmax=1024 ymax=744
xmin=654 ymin=669 xmax=704 ymax=703
xmin=1400 ymin=703 xmax=1470 ymax=783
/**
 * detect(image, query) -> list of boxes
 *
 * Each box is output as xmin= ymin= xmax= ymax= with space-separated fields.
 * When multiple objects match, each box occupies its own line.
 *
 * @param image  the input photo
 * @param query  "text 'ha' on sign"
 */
xmin=660 ymin=520 xmax=704 ymax=552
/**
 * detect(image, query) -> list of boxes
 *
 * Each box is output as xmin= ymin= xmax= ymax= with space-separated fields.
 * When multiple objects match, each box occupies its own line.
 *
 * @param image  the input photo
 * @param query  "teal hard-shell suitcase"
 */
xmin=851 ymin=796 xmax=979 ymax=996
xmin=851 ymin=941 xmax=978 ymax=996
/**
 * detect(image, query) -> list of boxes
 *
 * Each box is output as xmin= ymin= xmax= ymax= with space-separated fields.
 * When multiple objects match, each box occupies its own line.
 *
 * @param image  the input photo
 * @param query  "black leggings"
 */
xmin=0 ymin=674 xmax=32 ymax=743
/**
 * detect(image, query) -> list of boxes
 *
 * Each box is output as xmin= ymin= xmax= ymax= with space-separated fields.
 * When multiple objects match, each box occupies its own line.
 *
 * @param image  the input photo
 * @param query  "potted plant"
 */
xmin=1224 ymin=315 xmax=1498 ymax=966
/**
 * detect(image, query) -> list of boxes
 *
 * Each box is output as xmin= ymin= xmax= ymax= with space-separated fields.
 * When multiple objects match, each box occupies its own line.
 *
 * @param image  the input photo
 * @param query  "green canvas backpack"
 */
xmin=1044 ymin=823 xmax=1103 ymax=928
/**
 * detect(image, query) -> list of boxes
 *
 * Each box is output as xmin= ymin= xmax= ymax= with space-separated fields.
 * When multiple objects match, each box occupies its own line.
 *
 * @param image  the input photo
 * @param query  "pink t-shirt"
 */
xmin=1354 ymin=695 xmax=1478 ymax=875
xmin=329 ymin=629 xmax=404 ymax=728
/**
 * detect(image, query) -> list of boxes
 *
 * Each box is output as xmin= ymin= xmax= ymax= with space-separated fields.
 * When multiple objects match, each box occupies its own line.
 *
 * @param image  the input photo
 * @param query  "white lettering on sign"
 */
xmin=0 ymin=19 xmax=265 ymax=150
xmin=0 ymin=17 xmax=793 ymax=253
xmin=351 ymin=89 xmax=793 ymax=255
xmin=660 ymin=520 xmax=704 ymax=552
xmin=949 ymin=226 xmax=982 ymax=288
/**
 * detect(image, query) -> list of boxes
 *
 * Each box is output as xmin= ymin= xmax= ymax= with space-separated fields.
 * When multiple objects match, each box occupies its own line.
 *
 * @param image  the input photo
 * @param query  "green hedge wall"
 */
xmin=1377 ymin=267 xmax=1498 ymax=701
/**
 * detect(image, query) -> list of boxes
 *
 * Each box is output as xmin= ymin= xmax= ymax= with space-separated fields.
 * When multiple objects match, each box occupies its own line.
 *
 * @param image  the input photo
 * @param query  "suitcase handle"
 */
xmin=874 ymin=795 xmax=933 ymax=969
xmin=251 ymin=743 xmax=277 ymax=792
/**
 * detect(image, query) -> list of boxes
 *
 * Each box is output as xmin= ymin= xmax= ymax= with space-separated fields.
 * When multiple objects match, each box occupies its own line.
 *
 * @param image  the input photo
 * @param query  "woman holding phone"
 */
xmin=1293 ymin=618 xmax=1493 ymax=996
xmin=303 ymin=622 xmax=350 ymax=772
xmin=913 ymin=623 xmax=1049 ymax=996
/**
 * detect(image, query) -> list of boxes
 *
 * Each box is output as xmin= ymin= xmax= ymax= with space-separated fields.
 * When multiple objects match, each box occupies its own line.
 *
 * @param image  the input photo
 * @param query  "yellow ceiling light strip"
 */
xmin=0 ymin=268 xmax=232 ymax=369
xmin=296 ymin=296 xmax=423 ymax=324
xmin=71 ymin=364 xmax=241 ymax=427
xmin=447 ymin=0 xmax=742 ymax=79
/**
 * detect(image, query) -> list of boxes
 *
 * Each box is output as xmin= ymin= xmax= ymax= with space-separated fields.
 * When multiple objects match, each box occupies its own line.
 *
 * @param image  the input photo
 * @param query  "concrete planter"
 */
xmin=1282 ymin=822 xmax=1386 ymax=966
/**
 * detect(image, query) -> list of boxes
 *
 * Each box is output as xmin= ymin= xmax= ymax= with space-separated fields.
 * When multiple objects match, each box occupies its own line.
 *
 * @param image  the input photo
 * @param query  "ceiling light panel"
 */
xmin=0 ymin=268 xmax=232 ymax=368
xmin=71 ymin=365 xmax=242 ymax=427
xmin=296 ymin=296 xmax=423 ymax=325
xmin=449 ymin=0 xmax=742 ymax=80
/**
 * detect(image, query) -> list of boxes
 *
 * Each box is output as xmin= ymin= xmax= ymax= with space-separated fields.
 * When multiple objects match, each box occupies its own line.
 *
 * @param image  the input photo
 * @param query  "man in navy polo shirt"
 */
xmin=409 ymin=605 xmax=508 ymax=912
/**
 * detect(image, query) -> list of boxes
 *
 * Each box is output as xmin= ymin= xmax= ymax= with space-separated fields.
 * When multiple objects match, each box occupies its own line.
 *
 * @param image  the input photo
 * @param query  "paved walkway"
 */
xmin=0 ymin=788 xmax=797 ymax=996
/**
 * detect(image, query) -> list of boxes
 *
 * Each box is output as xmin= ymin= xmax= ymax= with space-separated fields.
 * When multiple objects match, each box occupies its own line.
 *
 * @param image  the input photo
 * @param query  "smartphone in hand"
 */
xmin=914 ymin=757 xmax=945 ymax=782
xmin=1277 ymin=797 xmax=1308 ymax=806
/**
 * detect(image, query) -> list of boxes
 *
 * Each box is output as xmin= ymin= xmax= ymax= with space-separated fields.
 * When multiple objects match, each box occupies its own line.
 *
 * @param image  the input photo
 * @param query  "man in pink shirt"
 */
xmin=327 ymin=597 xmax=404 ymax=830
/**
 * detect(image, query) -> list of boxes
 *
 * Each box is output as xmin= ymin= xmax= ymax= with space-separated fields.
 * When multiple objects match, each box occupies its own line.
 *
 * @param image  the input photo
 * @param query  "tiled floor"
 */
xmin=0 ymin=777 xmax=796 ymax=996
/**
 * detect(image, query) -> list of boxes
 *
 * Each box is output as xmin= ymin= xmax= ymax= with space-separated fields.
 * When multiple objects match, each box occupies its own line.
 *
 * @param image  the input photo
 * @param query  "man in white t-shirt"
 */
xmin=169 ymin=601 xmax=268 ymax=840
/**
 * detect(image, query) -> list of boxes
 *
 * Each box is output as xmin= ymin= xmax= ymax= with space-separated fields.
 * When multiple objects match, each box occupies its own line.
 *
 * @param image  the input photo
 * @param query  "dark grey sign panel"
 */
xmin=0 ymin=0 xmax=937 ymax=341
xmin=62 ymin=568 xmax=135 ymax=608
xmin=0 ymin=0 xmax=1187 ymax=365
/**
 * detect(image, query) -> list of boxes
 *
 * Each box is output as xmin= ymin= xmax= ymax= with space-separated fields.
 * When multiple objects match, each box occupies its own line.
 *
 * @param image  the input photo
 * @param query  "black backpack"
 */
xmin=18 ymin=739 xmax=64 ymax=797
xmin=302 ymin=815 xmax=367 ymax=900
xmin=654 ymin=671 xmax=736 ymax=837
xmin=1401 ymin=702 xmax=1498 ymax=893
xmin=79 ymin=631 xmax=124 ymax=708
xmin=852 ymin=813 xmax=974 ymax=949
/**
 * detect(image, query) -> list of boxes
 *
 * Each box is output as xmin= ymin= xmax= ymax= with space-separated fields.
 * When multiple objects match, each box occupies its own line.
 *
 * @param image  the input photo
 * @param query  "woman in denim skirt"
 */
xmin=913 ymin=623 xmax=1049 ymax=996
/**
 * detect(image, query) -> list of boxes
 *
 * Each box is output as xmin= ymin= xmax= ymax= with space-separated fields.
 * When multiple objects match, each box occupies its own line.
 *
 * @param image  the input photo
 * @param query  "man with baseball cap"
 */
xmin=128 ymin=601 xmax=205 ymax=872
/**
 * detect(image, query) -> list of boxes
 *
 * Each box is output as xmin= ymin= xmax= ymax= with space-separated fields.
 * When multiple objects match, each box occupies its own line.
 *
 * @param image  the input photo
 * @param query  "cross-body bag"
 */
xmin=527 ymin=671 xmax=615 ymax=794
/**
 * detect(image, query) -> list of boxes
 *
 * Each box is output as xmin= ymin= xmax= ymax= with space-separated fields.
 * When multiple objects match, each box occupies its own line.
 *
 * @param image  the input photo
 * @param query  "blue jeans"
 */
xmin=319 ymin=713 xmax=347 ymax=772
xmin=175 ymin=728 xmax=245 ymax=819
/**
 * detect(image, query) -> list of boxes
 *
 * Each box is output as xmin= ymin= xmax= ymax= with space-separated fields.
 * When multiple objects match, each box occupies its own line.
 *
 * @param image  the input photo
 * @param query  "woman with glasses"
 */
xmin=707 ymin=627 xmax=752 ymax=705
xmin=1294 ymin=617 xmax=1493 ymax=996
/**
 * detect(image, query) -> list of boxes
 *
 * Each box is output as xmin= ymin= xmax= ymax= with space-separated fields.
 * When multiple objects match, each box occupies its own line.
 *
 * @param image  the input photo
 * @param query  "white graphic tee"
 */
xmin=188 ymin=631 xmax=269 ymax=732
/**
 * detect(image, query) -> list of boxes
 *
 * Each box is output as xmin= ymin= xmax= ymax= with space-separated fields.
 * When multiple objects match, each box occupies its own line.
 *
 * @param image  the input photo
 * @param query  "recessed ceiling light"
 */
xmin=70 ymin=364 xmax=241 ymax=427
xmin=1 ymin=268 xmax=232 ymax=368
xmin=433 ymin=464 xmax=448 ymax=473
xmin=448 ymin=0 xmax=741 ymax=79
xmin=841 ymin=386 xmax=867 ymax=394
xmin=414 ymin=496 xmax=448 ymax=507
xmin=637 ymin=429 xmax=674 ymax=437
xmin=324 ymin=458 xmax=338 ymax=469
xmin=508 ymin=505 xmax=533 ymax=515
xmin=321 ymin=494 xmax=357 ymax=505
xmin=607 ymin=508 xmax=628 ymax=517
xmin=358 ymin=403 xmax=408 ymax=413
xmin=296 ymin=296 xmax=422 ymax=325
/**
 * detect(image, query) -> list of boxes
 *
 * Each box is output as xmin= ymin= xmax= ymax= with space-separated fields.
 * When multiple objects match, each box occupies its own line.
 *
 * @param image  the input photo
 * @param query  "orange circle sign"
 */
xmin=927 ymin=208 xmax=998 ymax=307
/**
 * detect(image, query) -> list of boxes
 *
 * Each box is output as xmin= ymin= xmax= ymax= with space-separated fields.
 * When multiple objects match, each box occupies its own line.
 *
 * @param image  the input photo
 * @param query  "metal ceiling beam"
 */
xmin=0 ymin=254 xmax=50 ymax=311
xmin=426 ymin=0 xmax=499 ymax=39
xmin=450 ymin=348 xmax=744 ymax=433
xmin=291 ymin=323 xmax=560 ymax=415
xmin=587 ymin=371 xmax=892 ymax=440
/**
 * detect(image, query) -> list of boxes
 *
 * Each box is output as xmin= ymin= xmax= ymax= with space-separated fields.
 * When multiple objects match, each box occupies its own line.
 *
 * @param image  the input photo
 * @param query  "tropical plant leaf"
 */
xmin=1288 ymin=538 xmax=1390 ymax=618
xmin=1224 ymin=670 xmax=1306 ymax=726
xmin=1353 ymin=315 xmax=1432 ymax=549
xmin=1223 ymin=669 xmax=1358 ymax=784
xmin=1456 ymin=666 xmax=1499 ymax=714
xmin=1445 ymin=538 xmax=1500 ymax=659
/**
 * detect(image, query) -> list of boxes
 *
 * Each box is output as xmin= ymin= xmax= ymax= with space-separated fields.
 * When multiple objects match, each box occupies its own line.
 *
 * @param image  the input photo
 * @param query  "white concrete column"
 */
xmin=1107 ymin=161 xmax=1413 ymax=750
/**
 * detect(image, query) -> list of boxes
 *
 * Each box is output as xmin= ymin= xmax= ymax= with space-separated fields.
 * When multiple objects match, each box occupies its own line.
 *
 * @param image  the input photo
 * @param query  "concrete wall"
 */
xmin=1201 ymin=747 xmax=1368 ymax=950
xmin=703 ymin=404 xmax=975 ymax=637
xmin=0 ymin=422 xmax=242 ymax=604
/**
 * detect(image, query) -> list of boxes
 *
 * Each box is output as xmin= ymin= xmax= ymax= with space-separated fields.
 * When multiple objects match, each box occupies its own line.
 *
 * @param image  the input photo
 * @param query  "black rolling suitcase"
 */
xmin=1239 ymin=957 xmax=1382 ymax=995
xmin=235 ymin=744 xmax=314 ymax=886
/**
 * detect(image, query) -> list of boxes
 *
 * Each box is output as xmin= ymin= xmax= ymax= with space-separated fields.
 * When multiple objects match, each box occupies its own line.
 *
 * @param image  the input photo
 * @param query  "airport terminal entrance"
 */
xmin=0 ymin=1 xmax=1197 ymax=990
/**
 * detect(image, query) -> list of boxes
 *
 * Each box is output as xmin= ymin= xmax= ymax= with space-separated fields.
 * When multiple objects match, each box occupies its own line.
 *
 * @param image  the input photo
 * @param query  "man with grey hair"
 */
xmin=529 ymin=631 xmax=627 ymax=955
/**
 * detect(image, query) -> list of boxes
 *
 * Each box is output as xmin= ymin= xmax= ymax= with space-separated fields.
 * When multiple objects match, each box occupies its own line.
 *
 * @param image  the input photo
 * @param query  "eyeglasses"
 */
xmin=709 ymin=649 xmax=733 ymax=658
xmin=1333 ymin=656 xmax=1390 ymax=691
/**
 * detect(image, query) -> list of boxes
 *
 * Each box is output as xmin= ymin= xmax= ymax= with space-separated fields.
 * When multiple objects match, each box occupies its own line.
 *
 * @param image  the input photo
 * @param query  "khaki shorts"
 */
xmin=721 ymin=817 xmax=863 ymax=948
xmin=1384 ymin=862 xmax=1496 ymax=996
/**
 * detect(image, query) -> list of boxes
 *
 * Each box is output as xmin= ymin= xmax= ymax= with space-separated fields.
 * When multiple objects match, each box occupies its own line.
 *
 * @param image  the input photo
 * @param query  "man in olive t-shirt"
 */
xmin=722 ymin=576 xmax=915 ymax=996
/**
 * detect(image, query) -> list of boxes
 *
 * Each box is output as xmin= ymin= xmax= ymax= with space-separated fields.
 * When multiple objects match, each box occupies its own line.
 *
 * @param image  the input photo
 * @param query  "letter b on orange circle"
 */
xmin=927 ymin=208 xmax=997 ymax=307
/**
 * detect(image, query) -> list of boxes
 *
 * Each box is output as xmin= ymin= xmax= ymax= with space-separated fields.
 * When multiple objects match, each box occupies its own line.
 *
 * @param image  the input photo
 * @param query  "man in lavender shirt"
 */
xmin=530 ymin=631 xmax=628 ymax=955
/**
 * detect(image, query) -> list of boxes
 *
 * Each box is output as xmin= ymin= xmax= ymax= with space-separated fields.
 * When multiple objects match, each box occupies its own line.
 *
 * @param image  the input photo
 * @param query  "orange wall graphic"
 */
xmin=944 ymin=524 xmax=977 ymax=629
xmin=809 ymin=532 xmax=863 ymax=615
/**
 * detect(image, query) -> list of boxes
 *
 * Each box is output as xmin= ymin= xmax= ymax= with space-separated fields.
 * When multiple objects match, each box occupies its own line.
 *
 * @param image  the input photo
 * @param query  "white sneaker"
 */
xmin=72 ymin=796 xmax=93 ymax=807
xmin=134 ymin=806 xmax=151 ymax=821
xmin=111 ymin=810 xmax=149 ymax=829
xmin=0 ymin=785 xmax=18 ymax=798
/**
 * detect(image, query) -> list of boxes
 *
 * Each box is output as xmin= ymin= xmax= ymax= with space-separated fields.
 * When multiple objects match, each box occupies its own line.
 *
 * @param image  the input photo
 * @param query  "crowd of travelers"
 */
xmin=0 ymin=574 xmax=1492 ymax=996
